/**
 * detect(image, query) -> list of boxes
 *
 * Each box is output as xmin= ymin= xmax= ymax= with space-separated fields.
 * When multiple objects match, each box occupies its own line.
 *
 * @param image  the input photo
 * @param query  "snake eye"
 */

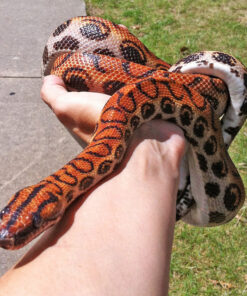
xmin=32 ymin=213 xmax=43 ymax=229
xmin=0 ymin=207 xmax=9 ymax=219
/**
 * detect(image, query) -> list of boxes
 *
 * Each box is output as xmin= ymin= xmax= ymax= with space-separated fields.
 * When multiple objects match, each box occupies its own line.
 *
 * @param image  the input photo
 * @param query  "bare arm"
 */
xmin=0 ymin=76 xmax=185 ymax=296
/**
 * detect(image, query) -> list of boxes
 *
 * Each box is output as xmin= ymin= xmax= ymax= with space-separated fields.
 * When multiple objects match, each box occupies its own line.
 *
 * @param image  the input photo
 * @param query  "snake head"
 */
xmin=0 ymin=183 xmax=64 ymax=249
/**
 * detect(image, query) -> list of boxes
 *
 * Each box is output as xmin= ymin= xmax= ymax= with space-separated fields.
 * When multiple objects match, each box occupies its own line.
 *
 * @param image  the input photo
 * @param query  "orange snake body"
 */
xmin=0 ymin=16 xmax=246 ymax=249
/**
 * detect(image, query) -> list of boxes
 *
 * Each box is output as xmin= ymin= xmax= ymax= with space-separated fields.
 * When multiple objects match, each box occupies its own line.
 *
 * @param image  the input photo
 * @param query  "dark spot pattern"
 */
xmin=209 ymin=211 xmax=226 ymax=223
xmin=183 ymin=130 xmax=198 ymax=147
xmin=212 ymin=52 xmax=236 ymax=66
xmin=53 ymin=20 xmax=71 ymax=37
xmin=130 ymin=115 xmax=140 ymax=130
xmin=201 ymin=94 xmax=219 ymax=110
xmin=160 ymin=97 xmax=175 ymax=114
xmin=93 ymin=48 xmax=115 ymax=57
xmin=79 ymin=176 xmax=94 ymax=191
xmin=65 ymin=191 xmax=74 ymax=203
xmin=196 ymin=153 xmax=208 ymax=172
xmin=176 ymin=52 xmax=204 ymax=65
xmin=98 ymin=160 xmax=113 ymax=175
xmin=65 ymin=74 xmax=89 ymax=92
xmin=204 ymin=182 xmax=220 ymax=197
xmin=180 ymin=105 xmax=193 ymax=126
xmin=80 ymin=21 xmax=110 ymax=41
xmin=193 ymin=116 xmax=208 ymax=137
xmin=203 ymin=135 xmax=217 ymax=155
xmin=120 ymin=40 xmax=147 ymax=65
xmin=103 ymin=80 xmax=126 ymax=95
xmin=141 ymin=102 xmax=155 ymax=119
xmin=230 ymin=68 xmax=240 ymax=77
xmin=53 ymin=36 xmax=80 ymax=51
xmin=211 ymin=160 xmax=228 ymax=178
xmin=224 ymin=184 xmax=241 ymax=211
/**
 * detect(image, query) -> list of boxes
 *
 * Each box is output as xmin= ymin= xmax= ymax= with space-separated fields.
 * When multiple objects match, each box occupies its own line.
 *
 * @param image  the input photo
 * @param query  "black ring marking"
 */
xmin=65 ymin=191 xmax=74 ymax=203
xmin=160 ymin=96 xmax=176 ymax=114
xmin=183 ymin=85 xmax=207 ymax=111
xmin=52 ymin=169 xmax=78 ymax=186
xmin=43 ymin=180 xmax=63 ymax=196
xmin=136 ymin=78 xmax=159 ymax=100
xmin=98 ymin=160 xmax=113 ymax=175
xmin=224 ymin=184 xmax=241 ymax=211
xmin=141 ymin=102 xmax=155 ymax=119
xmin=68 ymin=157 xmax=94 ymax=173
xmin=32 ymin=192 xmax=59 ymax=228
xmin=120 ymin=40 xmax=147 ymax=65
xmin=101 ymin=106 xmax=128 ymax=125
xmin=85 ymin=142 xmax=112 ymax=157
xmin=79 ymin=176 xmax=94 ymax=191
xmin=62 ymin=66 xmax=91 ymax=92
xmin=117 ymin=91 xmax=137 ymax=113
xmin=93 ymin=125 xmax=123 ymax=141
xmin=160 ymin=81 xmax=184 ymax=101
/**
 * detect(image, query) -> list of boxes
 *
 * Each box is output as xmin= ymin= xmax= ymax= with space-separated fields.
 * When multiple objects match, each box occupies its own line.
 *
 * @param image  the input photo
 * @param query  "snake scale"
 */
xmin=0 ymin=16 xmax=246 ymax=249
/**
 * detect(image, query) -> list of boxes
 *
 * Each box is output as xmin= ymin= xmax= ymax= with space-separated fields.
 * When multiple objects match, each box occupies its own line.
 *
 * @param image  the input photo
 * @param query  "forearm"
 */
xmin=0 ymin=122 xmax=184 ymax=296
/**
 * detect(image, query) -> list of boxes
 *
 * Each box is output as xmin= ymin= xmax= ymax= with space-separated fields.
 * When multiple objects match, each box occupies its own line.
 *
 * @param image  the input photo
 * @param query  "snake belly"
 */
xmin=0 ymin=16 xmax=246 ymax=249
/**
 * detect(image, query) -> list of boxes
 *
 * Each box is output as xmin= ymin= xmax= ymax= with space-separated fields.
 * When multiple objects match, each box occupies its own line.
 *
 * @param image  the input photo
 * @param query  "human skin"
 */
xmin=0 ymin=76 xmax=186 ymax=296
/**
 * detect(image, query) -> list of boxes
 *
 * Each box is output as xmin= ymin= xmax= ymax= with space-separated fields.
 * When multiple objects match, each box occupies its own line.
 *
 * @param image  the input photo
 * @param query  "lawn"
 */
xmin=87 ymin=0 xmax=247 ymax=294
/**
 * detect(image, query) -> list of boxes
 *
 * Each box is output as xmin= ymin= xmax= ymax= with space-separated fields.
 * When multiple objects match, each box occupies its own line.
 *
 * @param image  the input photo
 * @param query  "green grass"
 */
xmin=87 ymin=1 xmax=247 ymax=294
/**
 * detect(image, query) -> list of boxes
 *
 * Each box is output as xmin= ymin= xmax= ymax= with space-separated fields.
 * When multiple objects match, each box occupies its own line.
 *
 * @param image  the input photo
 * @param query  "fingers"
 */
xmin=41 ymin=75 xmax=110 ymax=143
xmin=41 ymin=75 xmax=67 ymax=108
xmin=41 ymin=76 xmax=186 ymax=172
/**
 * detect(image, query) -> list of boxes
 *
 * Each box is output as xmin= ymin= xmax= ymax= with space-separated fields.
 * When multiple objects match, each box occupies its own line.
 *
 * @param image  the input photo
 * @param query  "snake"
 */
xmin=0 ymin=16 xmax=246 ymax=249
